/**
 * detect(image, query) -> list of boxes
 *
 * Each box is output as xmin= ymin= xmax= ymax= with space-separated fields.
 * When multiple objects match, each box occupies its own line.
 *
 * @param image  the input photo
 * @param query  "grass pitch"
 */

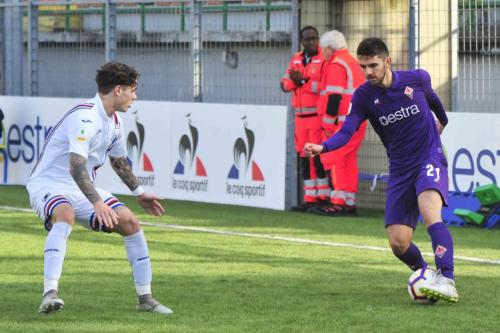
xmin=0 ymin=185 xmax=499 ymax=333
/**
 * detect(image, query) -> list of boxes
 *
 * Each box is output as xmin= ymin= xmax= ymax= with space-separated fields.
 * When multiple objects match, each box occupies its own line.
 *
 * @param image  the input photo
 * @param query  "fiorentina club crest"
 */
xmin=404 ymin=86 xmax=414 ymax=99
xmin=435 ymin=245 xmax=448 ymax=258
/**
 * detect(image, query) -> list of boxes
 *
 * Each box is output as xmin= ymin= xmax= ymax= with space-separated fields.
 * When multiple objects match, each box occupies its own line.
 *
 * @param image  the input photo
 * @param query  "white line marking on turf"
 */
xmin=2 ymin=205 xmax=500 ymax=265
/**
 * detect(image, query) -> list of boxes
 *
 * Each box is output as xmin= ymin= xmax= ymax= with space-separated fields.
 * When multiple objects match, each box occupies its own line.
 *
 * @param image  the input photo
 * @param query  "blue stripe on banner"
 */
xmin=30 ymin=103 xmax=94 ymax=176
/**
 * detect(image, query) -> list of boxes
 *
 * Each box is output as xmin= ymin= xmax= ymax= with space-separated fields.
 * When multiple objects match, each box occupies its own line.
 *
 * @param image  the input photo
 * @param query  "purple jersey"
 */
xmin=322 ymin=69 xmax=448 ymax=174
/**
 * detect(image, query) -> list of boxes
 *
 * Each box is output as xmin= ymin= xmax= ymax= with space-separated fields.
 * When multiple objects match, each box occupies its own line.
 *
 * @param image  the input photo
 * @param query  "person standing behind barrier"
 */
xmin=280 ymin=26 xmax=329 ymax=211
xmin=315 ymin=30 xmax=367 ymax=215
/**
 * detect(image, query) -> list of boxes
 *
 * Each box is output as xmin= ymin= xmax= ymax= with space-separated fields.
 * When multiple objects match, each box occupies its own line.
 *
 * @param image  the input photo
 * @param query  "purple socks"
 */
xmin=427 ymin=222 xmax=455 ymax=280
xmin=396 ymin=242 xmax=428 ymax=271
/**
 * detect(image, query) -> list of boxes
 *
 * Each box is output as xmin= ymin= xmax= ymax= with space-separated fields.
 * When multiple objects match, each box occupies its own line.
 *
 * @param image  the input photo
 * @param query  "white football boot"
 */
xmin=136 ymin=294 xmax=173 ymax=315
xmin=419 ymin=270 xmax=459 ymax=303
xmin=39 ymin=289 xmax=64 ymax=314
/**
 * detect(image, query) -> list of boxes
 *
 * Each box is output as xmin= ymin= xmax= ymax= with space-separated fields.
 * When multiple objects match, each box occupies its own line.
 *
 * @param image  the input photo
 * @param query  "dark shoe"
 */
xmin=343 ymin=205 xmax=358 ymax=216
xmin=311 ymin=205 xmax=342 ymax=216
xmin=291 ymin=203 xmax=316 ymax=213
xmin=312 ymin=204 xmax=358 ymax=217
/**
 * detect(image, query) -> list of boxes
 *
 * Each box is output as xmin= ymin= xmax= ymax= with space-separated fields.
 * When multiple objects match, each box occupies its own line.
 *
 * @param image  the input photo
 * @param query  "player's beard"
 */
xmin=375 ymin=62 xmax=389 ymax=87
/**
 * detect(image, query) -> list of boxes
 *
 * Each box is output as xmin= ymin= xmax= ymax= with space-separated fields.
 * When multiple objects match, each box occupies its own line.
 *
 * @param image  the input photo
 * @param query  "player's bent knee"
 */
xmin=51 ymin=203 xmax=76 ymax=225
xmin=115 ymin=212 xmax=141 ymax=236
xmin=389 ymin=239 xmax=410 ymax=256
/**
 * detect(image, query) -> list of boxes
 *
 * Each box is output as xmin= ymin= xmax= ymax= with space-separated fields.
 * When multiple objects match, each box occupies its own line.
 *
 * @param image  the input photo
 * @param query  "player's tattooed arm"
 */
xmin=69 ymin=152 xmax=101 ymax=204
xmin=109 ymin=156 xmax=140 ymax=191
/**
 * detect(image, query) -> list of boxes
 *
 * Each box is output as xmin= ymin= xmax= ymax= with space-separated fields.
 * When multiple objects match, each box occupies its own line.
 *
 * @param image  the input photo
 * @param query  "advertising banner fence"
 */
xmin=0 ymin=96 xmax=287 ymax=210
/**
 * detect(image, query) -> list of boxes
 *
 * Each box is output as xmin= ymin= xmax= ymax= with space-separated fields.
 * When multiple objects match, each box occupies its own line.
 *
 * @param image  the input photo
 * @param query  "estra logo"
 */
xmin=227 ymin=116 xmax=264 ymax=182
xmin=126 ymin=111 xmax=155 ymax=186
xmin=173 ymin=114 xmax=207 ymax=177
xmin=379 ymin=104 xmax=420 ymax=126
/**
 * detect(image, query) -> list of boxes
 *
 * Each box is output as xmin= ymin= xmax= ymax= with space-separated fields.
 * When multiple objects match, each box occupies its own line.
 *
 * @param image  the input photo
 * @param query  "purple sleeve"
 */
xmin=418 ymin=69 xmax=448 ymax=126
xmin=321 ymin=91 xmax=367 ymax=153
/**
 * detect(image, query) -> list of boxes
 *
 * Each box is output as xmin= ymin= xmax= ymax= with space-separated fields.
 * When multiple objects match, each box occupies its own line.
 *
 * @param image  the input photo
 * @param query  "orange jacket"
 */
xmin=281 ymin=50 xmax=325 ymax=116
xmin=316 ymin=49 xmax=365 ymax=130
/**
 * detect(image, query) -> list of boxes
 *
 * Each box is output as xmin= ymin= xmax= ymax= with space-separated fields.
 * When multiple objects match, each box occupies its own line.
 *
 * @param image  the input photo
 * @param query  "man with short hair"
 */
xmin=281 ymin=26 xmax=329 ymax=210
xmin=304 ymin=38 xmax=458 ymax=302
xmin=27 ymin=62 xmax=173 ymax=314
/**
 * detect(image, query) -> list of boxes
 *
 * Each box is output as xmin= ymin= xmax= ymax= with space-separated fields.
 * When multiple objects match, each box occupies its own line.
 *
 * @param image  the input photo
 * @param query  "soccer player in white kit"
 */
xmin=27 ymin=62 xmax=172 ymax=315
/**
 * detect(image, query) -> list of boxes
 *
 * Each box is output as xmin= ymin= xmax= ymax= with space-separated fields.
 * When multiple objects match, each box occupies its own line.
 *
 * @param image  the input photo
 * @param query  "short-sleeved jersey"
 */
xmin=329 ymin=69 xmax=445 ymax=173
xmin=28 ymin=94 xmax=127 ymax=187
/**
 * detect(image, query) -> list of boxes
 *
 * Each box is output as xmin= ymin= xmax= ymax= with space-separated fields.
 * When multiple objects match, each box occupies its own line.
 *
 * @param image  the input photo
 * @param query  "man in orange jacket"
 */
xmin=316 ymin=30 xmax=367 ymax=215
xmin=281 ymin=26 xmax=329 ymax=211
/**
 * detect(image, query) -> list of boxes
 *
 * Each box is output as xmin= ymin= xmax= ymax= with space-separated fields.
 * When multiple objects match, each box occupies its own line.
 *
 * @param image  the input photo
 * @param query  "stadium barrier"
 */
xmin=0 ymin=96 xmax=287 ymax=210
xmin=0 ymin=96 xmax=498 ymax=212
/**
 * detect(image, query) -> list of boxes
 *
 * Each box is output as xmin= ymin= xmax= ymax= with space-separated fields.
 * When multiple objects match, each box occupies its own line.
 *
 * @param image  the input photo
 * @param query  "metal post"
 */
xmin=28 ymin=0 xmax=39 ymax=96
xmin=451 ymin=0 xmax=458 ymax=111
xmin=105 ymin=0 xmax=117 ymax=62
xmin=191 ymin=0 xmax=202 ymax=102
xmin=408 ymin=0 xmax=419 ymax=69
xmin=285 ymin=0 xmax=299 ymax=210
xmin=4 ymin=0 xmax=23 ymax=95
xmin=0 ymin=5 xmax=4 ymax=94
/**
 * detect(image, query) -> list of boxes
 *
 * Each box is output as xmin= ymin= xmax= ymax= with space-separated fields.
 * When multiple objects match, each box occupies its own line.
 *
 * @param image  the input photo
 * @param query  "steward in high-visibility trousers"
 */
xmin=316 ymin=30 xmax=367 ymax=215
xmin=281 ymin=26 xmax=329 ymax=210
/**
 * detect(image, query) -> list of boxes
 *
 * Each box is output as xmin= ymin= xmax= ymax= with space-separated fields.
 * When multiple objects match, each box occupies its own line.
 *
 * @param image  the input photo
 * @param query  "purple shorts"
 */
xmin=385 ymin=158 xmax=448 ymax=229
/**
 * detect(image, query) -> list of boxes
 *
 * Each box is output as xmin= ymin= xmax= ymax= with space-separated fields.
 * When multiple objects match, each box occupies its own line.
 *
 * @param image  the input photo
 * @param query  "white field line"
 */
xmin=2 ymin=205 xmax=500 ymax=265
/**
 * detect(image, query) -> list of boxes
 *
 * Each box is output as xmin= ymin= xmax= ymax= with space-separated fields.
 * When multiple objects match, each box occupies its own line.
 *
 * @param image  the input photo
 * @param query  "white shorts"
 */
xmin=27 ymin=182 xmax=125 ymax=232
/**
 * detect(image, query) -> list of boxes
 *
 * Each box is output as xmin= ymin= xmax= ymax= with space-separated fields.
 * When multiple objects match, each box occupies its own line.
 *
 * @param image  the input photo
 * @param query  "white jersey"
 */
xmin=28 ymin=94 xmax=127 ymax=188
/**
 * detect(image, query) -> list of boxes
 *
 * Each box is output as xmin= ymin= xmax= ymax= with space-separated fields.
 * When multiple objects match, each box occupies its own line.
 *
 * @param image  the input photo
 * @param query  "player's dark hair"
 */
xmin=357 ymin=37 xmax=390 ymax=58
xmin=95 ymin=62 xmax=140 ymax=94
xmin=300 ymin=26 xmax=319 ymax=39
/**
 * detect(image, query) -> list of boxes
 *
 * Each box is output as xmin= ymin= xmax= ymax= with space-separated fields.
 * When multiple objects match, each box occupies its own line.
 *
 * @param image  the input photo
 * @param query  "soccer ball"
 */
xmin=407 ymin=267 xmax=439 ymax=304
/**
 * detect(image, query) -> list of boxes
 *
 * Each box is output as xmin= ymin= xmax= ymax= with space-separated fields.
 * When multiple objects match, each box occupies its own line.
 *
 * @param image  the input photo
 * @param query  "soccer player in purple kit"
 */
xmin=304 ymin=37 xmax=459 ymax=302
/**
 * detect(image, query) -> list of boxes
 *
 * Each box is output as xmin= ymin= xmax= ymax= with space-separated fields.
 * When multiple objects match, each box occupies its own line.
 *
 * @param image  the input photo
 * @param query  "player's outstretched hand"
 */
xmin=137 ymin=193 xmax=165 ymax=217
xmin=94 ymin=200 xmax=119 ymax=229
xmin=303 ymin=143 xmax=324 ymax=157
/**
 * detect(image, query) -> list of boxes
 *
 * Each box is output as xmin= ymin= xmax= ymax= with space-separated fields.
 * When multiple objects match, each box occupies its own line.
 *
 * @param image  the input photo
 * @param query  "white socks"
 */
xmin=43 ymin=222 xmax=72 ymax=294
xmin=123 ymin=229 xmax=152 ymax=296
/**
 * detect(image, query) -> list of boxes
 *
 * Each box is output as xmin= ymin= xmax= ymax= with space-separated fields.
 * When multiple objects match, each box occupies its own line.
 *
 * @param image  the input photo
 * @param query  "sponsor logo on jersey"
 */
xmin=76 ymin=136 xmax=87 ymax=142
xmin=378 ymin=104 xmax=420 ymax=126
xmin=374 ymin=98 xmax=381 ymax=105
xmin=404 ymin=86 xmax=414 ymax=100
